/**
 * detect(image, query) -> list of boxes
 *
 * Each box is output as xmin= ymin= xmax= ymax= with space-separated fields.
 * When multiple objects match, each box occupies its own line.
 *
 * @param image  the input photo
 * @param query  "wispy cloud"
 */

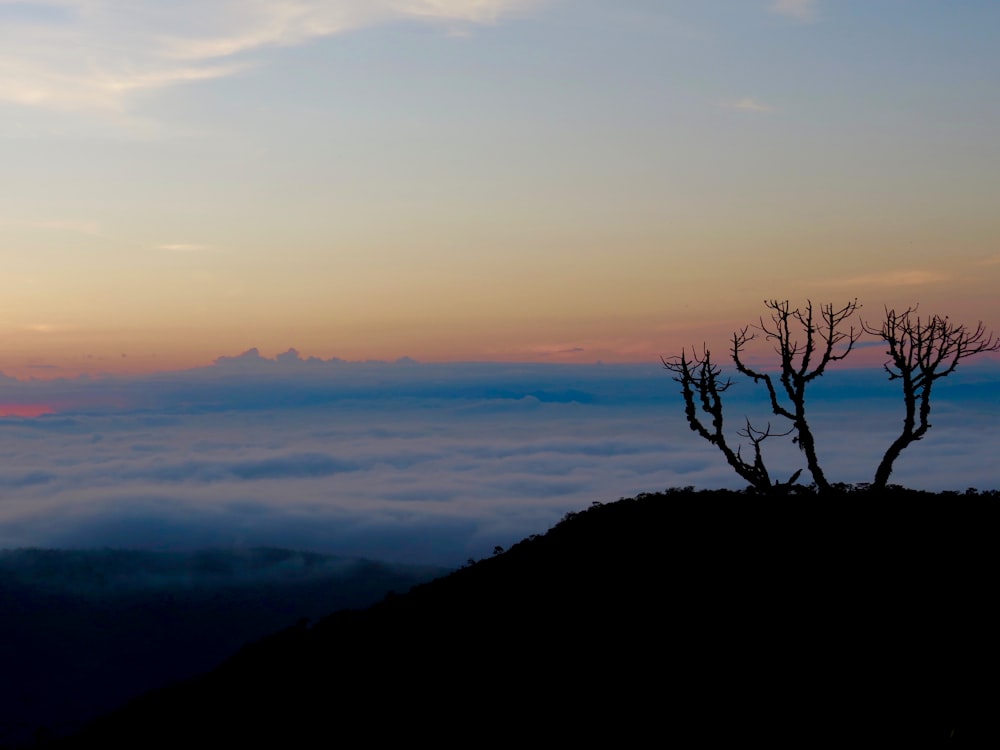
xmin=720 ymin=97 xmax=773 ymax=112
xmin=157 ymin=243 xmax=213 ymax=253
xmin=821 ymin=269 xmax=949 ymax=288
xmin=523 ymin=344 xmax=588 ymax=358
xmin=0 ymin=1 xmax=545 ymax=114
xmin=25 ymin=323 xmax=67 ymax=334
xmin=769 ymin=0 xmax=818 ymax=22
xmin=0 ymin=217 xmax=102 ymax=236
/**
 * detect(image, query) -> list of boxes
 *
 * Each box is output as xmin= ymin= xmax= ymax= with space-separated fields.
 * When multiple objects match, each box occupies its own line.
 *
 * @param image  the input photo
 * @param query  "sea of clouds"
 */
xmin=1 ymin=350 xmax=997 ymax=566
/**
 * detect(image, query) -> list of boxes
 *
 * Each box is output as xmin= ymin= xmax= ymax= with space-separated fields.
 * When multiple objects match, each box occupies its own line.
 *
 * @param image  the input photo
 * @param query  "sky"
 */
xmin=1 ymin=0 xmax=998 ymax=377
xmin=2 ymin=2 xmax=999 ymax=563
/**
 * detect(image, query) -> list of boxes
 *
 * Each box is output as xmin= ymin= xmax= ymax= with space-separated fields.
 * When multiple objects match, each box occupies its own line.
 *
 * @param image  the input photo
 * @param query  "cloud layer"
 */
xmin=1 ymin=355 xmax=997 ymax=565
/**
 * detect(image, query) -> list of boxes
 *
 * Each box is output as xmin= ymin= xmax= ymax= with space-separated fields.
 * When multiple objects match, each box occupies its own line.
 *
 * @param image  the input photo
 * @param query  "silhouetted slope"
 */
xmin=60 ymin=488 xmax=997 ymax=746
xmin=0 ymin=549 xmax=443 ymax=747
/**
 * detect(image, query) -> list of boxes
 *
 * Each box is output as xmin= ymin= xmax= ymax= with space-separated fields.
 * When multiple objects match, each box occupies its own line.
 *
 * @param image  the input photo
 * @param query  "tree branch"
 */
xmin=662 ymin=347 xmax=777 ymax=492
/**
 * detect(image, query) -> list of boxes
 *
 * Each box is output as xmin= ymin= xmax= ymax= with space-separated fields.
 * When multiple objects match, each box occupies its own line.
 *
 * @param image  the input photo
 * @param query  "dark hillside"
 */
xmin=0 ymin=549 xmax=443 ymax=747
xmin=59 ymin=488 xmax=998 ymax=746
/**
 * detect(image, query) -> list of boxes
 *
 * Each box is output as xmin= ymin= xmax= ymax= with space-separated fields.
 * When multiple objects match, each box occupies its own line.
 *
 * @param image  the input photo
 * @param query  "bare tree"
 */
xmin=730 ymin=299 xmax=861 ymax=493
xmin=864 ymin=307 xmax=1000 ymax=490
xmin=661 ymin=346 xmax=799 ymax=493
xmin=663 ymin=299 xmax=860 ymax=494
xmin=664 ymin=299 xmax=998 ymax=494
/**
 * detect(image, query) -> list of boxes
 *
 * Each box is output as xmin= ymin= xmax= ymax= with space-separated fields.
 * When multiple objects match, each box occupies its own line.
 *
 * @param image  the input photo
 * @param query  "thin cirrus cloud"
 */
xmin=25 ymin=323 xmax=75 ymax=334
xmin=822 ymin=270 xmax=950 ymax=288
xmin=0 ymin=0 xmax=546 ymax=113
xmin=769 ymin=0 xmax=818 ymax=22
xmin=157 ymin=243 xmax=213 ymax=252
xmin=720 ymin=97 xmax=772 ymax=112
xmin=0 ymin=216 xmax=103 ymax=236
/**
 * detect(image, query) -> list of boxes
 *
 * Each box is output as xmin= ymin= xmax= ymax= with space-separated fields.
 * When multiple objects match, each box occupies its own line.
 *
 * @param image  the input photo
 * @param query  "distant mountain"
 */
xmin=0 ymin=548 xmax=445 ymax=747
xmin=52 ymin=488 xmax=997 ymax=746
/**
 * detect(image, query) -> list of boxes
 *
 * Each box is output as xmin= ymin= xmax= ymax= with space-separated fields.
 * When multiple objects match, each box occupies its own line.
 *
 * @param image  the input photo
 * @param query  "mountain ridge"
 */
xmin=52 ymin=487 xmax=997 ymax=746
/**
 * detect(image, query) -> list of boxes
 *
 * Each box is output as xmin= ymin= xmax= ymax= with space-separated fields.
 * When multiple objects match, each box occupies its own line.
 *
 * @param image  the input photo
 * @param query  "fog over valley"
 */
xmin=2 ymin=353 xmax=997 ymax=566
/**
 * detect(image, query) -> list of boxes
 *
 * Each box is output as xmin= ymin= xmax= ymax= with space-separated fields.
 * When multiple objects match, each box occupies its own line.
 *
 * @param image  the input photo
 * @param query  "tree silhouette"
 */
xmin=664 ymin=300 xmax=999 ymax=494
xmin=864 ymin=307 xmax=1000 ymax=490
xmin=661 ymin=345 xmax=798 ymax=492
xmin=664 ymin=300 xmax=859 ymax=494
xmin=731 ymin=299 xmax=861 ymax=493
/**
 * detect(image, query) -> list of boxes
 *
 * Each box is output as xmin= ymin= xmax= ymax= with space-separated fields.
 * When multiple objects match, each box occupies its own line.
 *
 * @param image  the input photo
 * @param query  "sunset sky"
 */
xmin=2 ymin=0 xmax=998 ymax=378
xmin=1 ymin=1 xmax=999 ymax=562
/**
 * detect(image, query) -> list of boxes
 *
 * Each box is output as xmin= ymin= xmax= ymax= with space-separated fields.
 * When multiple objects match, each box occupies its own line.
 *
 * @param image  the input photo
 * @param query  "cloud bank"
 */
xmin=0 ymin=354 xmax=998 ymax=565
